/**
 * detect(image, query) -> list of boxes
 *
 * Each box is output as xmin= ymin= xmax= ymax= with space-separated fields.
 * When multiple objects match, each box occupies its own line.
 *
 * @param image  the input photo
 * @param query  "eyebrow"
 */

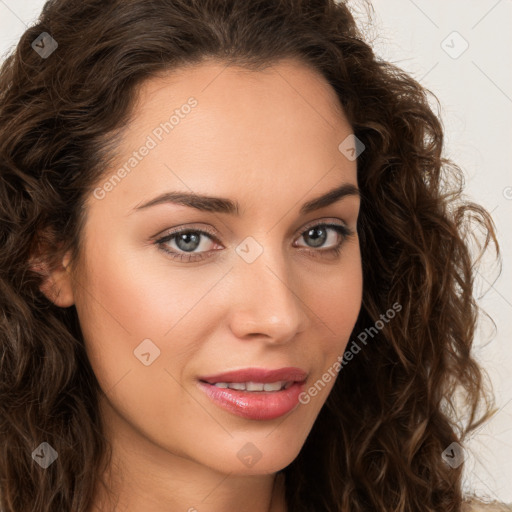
xmin=132 ymin=182 xmax=360 ymax=216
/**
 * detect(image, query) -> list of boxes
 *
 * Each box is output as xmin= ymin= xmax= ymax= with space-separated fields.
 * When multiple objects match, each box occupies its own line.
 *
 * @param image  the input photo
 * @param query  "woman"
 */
xmin=0 ymin=0 xmax=509 ymax=510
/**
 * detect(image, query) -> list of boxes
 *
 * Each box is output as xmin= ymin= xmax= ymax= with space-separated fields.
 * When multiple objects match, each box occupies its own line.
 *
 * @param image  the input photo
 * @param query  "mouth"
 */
xmin=197 ymin=367 xmax=308 ymax=420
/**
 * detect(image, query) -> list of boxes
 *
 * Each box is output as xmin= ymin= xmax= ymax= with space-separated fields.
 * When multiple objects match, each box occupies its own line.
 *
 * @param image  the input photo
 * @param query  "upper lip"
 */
xmin=199 ymin=367 xmax=308 ymax=384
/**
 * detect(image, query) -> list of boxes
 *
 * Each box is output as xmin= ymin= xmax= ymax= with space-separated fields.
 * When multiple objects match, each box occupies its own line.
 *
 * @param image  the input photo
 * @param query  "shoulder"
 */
xmin=462 ymin=499 xmax=512 ymax=511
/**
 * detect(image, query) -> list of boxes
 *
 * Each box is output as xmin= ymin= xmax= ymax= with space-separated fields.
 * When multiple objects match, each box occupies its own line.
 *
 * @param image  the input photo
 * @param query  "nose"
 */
xmin=227 ymin=244 xmax=309 ymax=344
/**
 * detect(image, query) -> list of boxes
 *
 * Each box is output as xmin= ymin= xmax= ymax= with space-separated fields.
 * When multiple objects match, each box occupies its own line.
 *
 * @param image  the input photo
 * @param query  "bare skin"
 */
xmin=39 ymin=58 xmax=362 ymax=512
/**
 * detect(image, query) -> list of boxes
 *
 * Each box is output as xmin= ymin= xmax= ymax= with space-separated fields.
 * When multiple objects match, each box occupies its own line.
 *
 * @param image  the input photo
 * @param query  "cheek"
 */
xmin=295 ymin=249 xmax=362 ymax=410
xmin=320 ymin=267 xmax=362 ymax=325
xmin=307 ymin=243 xmax=363 ymax=365
xmin=75 ymin=234 xmax=208 ymax=335
xmin=72 ymin=237 xmax=224 ymax=391
xmin=315 ymin=243 xmax=362 ymax=328
xmin=72 ymin=249 xmax=200 ymax=449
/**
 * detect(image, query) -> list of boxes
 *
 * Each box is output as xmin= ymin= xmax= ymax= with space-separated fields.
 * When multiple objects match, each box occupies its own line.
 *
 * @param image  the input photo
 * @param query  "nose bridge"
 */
xmin=228 ymin=237 xmax=308 ymax=340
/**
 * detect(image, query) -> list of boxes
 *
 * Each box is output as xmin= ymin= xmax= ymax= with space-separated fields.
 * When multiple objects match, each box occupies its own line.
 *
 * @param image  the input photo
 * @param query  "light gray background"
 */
xmin=0 ymin=0 xmax=511 ymax=503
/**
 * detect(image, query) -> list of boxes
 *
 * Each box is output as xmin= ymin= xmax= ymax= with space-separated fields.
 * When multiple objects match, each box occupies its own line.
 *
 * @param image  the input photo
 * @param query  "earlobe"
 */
xmin=31 ymin=250 xmax=75 ymax=308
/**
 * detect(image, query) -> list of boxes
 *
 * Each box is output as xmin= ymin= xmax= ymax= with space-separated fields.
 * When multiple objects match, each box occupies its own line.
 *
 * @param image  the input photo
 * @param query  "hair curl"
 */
xmin=0 ymin=0 xmax=500 ymax=510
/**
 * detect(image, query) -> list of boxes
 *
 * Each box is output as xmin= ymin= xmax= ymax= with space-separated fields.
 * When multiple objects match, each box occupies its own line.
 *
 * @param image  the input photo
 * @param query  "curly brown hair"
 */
xmin=0 ymin=0 xmax=500 ymax=510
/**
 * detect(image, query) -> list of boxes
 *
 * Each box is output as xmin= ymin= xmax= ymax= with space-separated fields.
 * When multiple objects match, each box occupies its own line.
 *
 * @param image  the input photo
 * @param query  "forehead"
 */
xmin=86 ymin=58 xmax=357 ymax=219
xmin=131 ymin=57 xmax=348 ymax=134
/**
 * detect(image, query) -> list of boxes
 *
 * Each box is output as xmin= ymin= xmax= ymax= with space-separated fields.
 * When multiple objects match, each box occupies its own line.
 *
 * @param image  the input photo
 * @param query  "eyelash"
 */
xmin=154 ymin=222 xmax=354 ymax=263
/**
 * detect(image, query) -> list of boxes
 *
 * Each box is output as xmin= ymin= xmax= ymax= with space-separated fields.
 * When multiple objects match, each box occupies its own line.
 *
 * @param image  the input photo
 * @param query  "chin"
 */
xmin=199 ymin=434 xmax=305 ymax=476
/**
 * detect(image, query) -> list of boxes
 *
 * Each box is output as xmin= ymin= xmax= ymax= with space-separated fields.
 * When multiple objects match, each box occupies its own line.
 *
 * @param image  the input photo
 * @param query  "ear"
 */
xmin=30 ymin=250 xmax=75 ymax=308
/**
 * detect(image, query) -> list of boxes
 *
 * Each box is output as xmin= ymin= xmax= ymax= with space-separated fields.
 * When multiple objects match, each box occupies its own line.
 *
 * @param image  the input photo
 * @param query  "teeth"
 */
xmin=212 ymin=381 xmax=289 ymax=392
xmin=247 ymin=382 xmax=264 ymax=391
xmin=263 ymin=382 xmax=282 ymax=392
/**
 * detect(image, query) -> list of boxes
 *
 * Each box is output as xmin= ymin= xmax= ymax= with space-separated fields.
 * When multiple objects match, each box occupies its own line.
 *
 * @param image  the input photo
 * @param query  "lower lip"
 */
xmin=197 ymin=380 xmax=305 ymax=420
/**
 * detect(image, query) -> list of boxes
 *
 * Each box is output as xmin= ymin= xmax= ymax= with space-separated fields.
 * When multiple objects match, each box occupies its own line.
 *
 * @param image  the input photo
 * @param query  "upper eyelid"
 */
xmin=157 ymin=218 xmax=350 ymax=242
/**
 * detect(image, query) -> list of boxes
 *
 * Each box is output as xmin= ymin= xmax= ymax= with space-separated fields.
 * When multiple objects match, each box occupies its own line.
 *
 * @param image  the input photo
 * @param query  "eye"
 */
xmin=155 ymin=227 xmax=220 ymax=263
xmin=154 ymin=222 xmax=354 ymax=263
xmin=294 ymin=223 xmax=352 ymax=251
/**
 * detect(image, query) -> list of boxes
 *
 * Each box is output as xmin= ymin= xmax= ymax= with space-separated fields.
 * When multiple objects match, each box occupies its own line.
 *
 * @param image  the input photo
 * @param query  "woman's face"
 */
xmin=62 ymin=58 xmax=362 ymax=476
